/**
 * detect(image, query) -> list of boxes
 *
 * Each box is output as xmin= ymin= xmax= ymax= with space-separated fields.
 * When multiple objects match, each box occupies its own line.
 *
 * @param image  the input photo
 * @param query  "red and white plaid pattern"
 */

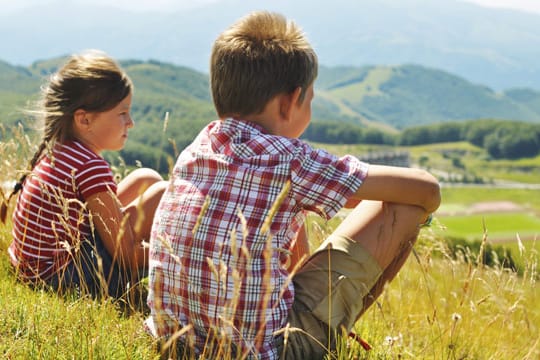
xmin=9 ymin=141 xmax=117 ymax=281
xmin=147 ymin=118 xmax=368 ymax=359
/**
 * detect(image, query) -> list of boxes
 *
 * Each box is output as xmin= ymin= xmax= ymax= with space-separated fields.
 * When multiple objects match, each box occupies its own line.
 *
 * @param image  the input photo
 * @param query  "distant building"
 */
xmin=357 ymin=151 xmax=410 ymax=167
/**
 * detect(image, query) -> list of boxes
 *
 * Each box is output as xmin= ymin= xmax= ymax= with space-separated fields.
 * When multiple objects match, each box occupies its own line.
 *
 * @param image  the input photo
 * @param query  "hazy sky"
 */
xmin=1 ymin=0 xmax=540 ymax=14
xmin=464 ymin=0 xmax=540 ymax=14
xmin=0 ymin=0 xmax=218 ymax=12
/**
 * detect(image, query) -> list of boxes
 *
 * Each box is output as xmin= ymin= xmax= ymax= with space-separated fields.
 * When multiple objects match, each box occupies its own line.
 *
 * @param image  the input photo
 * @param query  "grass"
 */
xmin=433 ymin=212 xmax=539 ymax=276
xmin=328 ymin=67 xmax=393 ymax=103
xmin=1 ymin=132 xmax=539 ymax=359
xmin=355 ymin=233 xmax=539 ymax=359
xmin=1 ymin=220 xmax=539 ymax=359
xmin=435 ymin=212 xmax=540 ymax=241
xmin=319 ymin=141 xmax=540 ymax=184
xmin=1 ymin=237 xmax=132 ymax=358
xmin=409 ymin=141 xmax=540 ymax=184
xmin=0 ymin=222 xmax=158 ymax=359
xmin=437 ymin=186 xmax=539 ymax=277
xmin=441 ymin=187 xmax=540 ymax=212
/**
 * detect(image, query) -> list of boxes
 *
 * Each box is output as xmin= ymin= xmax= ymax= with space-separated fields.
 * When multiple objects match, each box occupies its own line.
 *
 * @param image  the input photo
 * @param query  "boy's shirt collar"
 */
xmin=221 ymin=117 xmax=269 ymax=135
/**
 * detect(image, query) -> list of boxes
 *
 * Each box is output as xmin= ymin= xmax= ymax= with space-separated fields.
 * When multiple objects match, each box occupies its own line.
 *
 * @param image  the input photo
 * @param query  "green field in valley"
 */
xmin=434 ymin=212 xmax=540 ymax=242
xmin=316 ymin=142 xmax=540 ymax=275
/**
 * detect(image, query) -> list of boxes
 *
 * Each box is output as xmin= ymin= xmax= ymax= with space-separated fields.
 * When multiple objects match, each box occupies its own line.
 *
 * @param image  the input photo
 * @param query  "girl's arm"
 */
xmin=85 ymin=190 xmax=146 ymax=270
xmin=84 ymin=169 xmax=166 ymax=271
xmin=347 ymin=164 xmax=441 ymax=214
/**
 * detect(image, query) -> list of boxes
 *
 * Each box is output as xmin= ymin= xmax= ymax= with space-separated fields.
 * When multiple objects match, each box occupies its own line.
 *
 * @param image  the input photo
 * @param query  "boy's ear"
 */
xmin=279 ymin=87 xmax=302 ymax=122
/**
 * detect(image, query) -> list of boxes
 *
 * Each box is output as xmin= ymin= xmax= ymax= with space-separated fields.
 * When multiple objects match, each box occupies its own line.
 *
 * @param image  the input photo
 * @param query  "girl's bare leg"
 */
xmin=117 ymin=168 xmax=164 ymax=206
xmin=124 ymin=180 xmax=169 ymax=241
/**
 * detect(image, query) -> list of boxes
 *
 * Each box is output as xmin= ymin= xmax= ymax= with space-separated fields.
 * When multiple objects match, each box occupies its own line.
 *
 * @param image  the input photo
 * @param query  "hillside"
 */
xmin=1 ymin=57 xmax=540 ymax=171
xmin=318 ymin=65 xmax=540 ymax=128
xmin=0 ymin=62 xmax=36 ymax=129
xmin=3 ymin=57 xmax=540 ymax=129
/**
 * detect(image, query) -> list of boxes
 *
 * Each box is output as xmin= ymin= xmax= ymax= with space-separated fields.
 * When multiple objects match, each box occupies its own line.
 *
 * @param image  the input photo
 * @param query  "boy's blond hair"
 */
xmin=210 ymin=11 xmax=318 ymax=118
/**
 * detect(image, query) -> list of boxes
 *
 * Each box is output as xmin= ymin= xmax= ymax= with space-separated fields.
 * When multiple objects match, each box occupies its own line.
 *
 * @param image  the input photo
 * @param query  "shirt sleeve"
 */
xmin=290 ymin=143 xmax=369 ymax=219
xmin=76 ymin=158 xmax=117 ymax=199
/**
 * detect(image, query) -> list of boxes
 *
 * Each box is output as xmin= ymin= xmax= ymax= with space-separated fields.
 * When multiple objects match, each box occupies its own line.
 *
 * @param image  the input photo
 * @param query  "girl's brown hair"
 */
xmin=210 ymin=11 xmax=318 ymax=119
xmin=1 ymin=50 xmax=132 ymax=222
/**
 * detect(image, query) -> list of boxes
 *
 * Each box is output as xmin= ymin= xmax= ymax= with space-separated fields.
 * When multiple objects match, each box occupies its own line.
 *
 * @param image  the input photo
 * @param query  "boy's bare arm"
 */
xmin=347 ymin=164 xmax=441 ymax=214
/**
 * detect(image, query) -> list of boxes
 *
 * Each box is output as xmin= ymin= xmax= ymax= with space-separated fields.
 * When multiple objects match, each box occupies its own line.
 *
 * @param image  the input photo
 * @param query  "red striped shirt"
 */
xmin=8 ymin=140 xmax=117 ymax=281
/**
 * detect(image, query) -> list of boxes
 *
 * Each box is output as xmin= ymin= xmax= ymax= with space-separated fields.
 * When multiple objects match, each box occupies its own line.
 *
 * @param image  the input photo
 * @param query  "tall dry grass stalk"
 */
xmin=0 ymin=123 xmax=151 ymax=310
xmin=1 ymin=124 xmax=538 ymax=359
xmin=354 ymin=219 xmax=539 ymax=359
xmin=152 ymin=178 xmax=346 ymax=359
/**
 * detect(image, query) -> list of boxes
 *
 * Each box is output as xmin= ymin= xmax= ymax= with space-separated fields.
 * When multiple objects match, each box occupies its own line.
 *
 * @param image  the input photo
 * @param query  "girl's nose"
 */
xmin=127 ymin=114 xmax=134 ymax=128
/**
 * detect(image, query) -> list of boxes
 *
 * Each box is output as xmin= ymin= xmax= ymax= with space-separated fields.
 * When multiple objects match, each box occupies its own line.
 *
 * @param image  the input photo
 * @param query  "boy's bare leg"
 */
xmin=332 ymin=200 xmax=427 ymax=315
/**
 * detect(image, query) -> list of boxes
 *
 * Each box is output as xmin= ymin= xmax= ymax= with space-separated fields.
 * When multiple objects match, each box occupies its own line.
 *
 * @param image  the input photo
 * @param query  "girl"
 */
xmin=5 ymin=50 xmax=168 ymax=298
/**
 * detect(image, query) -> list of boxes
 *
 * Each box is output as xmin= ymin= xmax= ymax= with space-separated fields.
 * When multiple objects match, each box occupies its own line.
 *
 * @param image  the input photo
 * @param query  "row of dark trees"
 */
xmin=5 ymin=117 xmax=538 ymax=176
xmin=303 ymin=119 xmax=540 ymax=160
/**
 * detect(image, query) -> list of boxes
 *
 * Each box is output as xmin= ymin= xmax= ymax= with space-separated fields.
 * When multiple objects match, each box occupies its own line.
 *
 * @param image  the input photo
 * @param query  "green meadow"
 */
xmin=0 ymin=133 xmax=538 ymax=358
xmin=435 ymin=212 xmax=540 ymax=242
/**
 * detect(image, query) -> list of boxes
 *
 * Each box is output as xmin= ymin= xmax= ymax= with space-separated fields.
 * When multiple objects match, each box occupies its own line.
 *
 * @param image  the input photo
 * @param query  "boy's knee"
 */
xmin=381 ymin=202 xmax=428 ymax=229
xmin=382 ymin=201 xmax=423 ymax=215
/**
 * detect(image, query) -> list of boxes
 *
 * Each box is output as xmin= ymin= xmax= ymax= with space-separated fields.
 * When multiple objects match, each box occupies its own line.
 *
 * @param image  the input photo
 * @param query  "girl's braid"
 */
xmin=0 ymin=140 xmax=47 ymax=223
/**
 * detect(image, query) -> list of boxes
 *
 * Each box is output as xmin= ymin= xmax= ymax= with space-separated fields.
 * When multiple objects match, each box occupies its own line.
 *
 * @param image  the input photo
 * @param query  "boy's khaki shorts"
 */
xmin=277 ymin=234 xmax=382 ymax=359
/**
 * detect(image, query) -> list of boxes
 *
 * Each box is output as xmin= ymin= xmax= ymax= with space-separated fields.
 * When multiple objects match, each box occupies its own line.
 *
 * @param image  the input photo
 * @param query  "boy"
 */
xmin=146 ymin=11 xmax=440 ymax=359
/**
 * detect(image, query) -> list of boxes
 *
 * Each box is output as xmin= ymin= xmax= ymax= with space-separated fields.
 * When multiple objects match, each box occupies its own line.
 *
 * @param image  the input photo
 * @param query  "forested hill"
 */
xmin=1 ymin=57 xmax=540 ymax=169
xmin=316 ymin=65 xmax=540 ymax=129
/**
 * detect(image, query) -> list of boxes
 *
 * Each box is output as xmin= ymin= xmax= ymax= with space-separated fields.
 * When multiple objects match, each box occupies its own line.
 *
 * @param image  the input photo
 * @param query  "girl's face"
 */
xmin=79 ymin=93 xmax=133 ymax=155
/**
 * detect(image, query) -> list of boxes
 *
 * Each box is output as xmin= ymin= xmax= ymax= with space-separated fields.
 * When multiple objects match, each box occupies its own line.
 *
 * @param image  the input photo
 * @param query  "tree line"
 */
xmin=303 ymin=119 xmax=540 ymax=160
xmin=3 ymin=117 xmax=538 ymax=176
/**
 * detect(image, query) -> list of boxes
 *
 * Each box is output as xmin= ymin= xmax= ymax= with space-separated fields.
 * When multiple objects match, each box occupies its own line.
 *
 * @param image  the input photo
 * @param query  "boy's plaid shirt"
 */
xmin=146 ymin=118 xmax=368 ymax=359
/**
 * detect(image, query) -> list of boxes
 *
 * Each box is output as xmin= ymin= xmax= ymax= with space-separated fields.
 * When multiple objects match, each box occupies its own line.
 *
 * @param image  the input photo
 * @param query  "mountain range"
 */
xmin=2 ymin=56 xmax=540 ymax=132
xmin=1 ymin=0 xmax=540 ymax=91
xmin=2 ymin=56 xmax=540 ymax=171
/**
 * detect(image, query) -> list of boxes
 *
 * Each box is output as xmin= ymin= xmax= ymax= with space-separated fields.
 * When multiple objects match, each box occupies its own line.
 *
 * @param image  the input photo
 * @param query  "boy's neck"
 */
xmin=227 ymin=94 xmax=294 ymax=138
